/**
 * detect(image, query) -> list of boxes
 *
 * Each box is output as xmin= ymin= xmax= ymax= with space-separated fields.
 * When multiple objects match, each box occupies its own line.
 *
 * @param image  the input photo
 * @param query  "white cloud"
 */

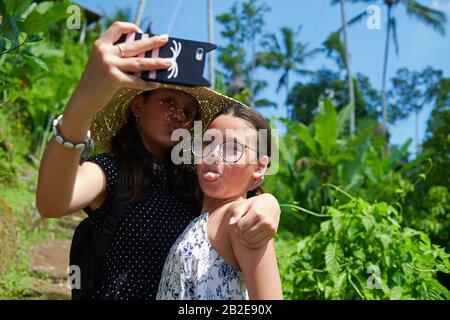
xmin=431 ymin=0 xmax=450 ymax=15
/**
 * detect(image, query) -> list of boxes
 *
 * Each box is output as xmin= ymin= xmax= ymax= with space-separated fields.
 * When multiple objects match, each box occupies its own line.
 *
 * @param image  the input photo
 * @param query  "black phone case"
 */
xmin=116 ymin=32 xmax=216 ymax=87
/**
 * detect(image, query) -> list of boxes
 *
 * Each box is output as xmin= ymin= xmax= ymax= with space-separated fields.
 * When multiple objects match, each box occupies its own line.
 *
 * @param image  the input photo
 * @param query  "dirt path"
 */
xmin=26 ymin=238 xmax=72 ymax=300
xmin=23 ymin=214 xmax=85 ymax=300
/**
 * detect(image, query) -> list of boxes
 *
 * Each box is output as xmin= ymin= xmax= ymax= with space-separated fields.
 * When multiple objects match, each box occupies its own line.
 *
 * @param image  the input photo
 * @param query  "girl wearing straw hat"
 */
xmin=36 ymin=22 xmax=280 ymax=300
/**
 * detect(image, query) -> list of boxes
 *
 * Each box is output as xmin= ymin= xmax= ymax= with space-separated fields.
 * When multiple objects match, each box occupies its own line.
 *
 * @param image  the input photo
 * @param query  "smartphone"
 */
xmin=115 ymin=32 xmax=216 ymax=87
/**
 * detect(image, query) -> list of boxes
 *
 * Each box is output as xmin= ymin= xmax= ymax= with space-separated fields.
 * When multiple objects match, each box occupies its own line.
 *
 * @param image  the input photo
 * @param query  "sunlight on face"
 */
xmin=133 ymin=89 xmax=200 ymax=152
xmin=196 ymin=114 xmax=262 ymax=200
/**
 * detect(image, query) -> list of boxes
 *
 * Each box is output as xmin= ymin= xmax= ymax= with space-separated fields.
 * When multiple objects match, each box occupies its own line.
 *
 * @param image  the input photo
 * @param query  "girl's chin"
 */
xmin=199 ymin=181 xmax=223 ymax=196
xmin=201 ymin=189 xmax=225 ymax=200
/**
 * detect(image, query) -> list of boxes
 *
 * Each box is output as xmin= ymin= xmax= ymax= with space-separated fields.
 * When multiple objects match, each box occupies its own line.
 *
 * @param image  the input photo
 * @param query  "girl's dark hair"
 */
xmin=220 ymin=103 xmax=272 ymax=198
xmin=110 ymin=109 xmax=163 ymax=203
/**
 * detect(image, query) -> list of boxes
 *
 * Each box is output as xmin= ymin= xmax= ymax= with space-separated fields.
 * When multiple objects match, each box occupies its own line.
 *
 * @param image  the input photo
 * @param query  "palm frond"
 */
xmin=276 ymin=72 xmax=288 ymax=93
xmin=281 ymin=27 xmax=295 ymax=58
xmin=335 ymin=10 xmax=367 ymax=33
xmin=294 ymin=68 xmax=316 ymax=76
xmin=254 ymin=98 xmax=277 ymax=108
xmin=261 ymin=33 xmax=282 ymax=53
xmin=390 ymin=16 xmax=399 ymax=56
xmin=405 ymin=0 xmax=447 ymax=36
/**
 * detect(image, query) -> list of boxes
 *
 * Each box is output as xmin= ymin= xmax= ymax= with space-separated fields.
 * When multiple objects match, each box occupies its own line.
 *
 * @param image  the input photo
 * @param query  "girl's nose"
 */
xmin=205 ymin=144 xmax=221 ymax=164
xmin=170 ymin=108 xmax=184 ymax=121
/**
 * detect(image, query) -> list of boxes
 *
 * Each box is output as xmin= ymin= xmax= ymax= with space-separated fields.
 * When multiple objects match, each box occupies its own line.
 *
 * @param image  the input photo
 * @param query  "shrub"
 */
xmin=278 ymin=188 xmax=450 ymax=300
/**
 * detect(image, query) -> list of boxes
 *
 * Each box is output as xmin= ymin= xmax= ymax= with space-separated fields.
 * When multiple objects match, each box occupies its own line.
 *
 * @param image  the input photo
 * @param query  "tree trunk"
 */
xmin=286 ymin=71 xmax=292 ymax=119
xmin=250 ymin=31 xmax=256 ymax=108
xmin=340 ymin=0 xmax=356 ymax=136
xmin=381 ymin=4 xmax=392 ymax=126
xmin=78 ymin=18 xmax=87 ymax=44
xmin=207 ymin=0 xmax=215 ymax=88
xmin=134 ymin=0 xmax=146 ymax=27
xmin=415 ymin=110 xmax=419 ymax=157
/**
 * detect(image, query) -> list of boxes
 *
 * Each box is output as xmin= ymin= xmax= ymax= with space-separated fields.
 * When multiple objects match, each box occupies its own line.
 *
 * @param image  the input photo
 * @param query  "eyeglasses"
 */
xmin=191 ymin=139 xmax=258 ymax=163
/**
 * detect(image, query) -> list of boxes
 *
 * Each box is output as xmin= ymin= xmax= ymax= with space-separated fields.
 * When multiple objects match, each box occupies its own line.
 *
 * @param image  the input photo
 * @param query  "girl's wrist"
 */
xmin=68 ymin=85 xmax=101 ymax=117
xmin=59 ymin=98 xmax=96 ymax=144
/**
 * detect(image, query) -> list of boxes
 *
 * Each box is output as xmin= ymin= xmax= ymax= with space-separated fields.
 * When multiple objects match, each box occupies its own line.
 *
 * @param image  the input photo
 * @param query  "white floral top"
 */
xmin=156 ymin=213 xmax=249 ymax=300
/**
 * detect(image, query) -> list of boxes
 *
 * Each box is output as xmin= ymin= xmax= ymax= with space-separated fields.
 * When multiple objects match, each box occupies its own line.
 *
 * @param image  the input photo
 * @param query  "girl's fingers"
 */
xmin=234 ymin=207 xmax=259 ymax=234
xmin=102 ymin=21 xmax=143 ymax=44
xmin=239 ymin=223 xmax=260 ymax=241
xmin=239 ymin=234 xmax=270 ymax=249
xmin=113 ymin=56 xmax=173 ymax=72
xmin=114 ymin=34 xmax=169 ymax=58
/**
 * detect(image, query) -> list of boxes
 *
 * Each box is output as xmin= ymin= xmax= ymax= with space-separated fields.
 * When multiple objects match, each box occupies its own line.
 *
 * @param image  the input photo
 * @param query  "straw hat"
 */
xmin=90 ymin=83 xmax=249 ymax=152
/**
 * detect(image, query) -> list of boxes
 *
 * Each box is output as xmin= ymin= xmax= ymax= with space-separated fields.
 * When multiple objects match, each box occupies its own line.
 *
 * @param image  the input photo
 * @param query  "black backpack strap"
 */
xmin=90 ymin=170 xmax=127 ymax=289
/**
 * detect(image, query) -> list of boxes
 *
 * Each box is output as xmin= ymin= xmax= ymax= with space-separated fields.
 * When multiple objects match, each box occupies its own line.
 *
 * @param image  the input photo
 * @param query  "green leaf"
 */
xmin=5 ymin=0 xmax=27 ymax=13
xmin=328 ymin=152 xmax=355 ymax=165
xmin=325 ymin=242 xmax=343 ymax=276
xmin=27 ymin=34 xmax=43 ymax=43
xmin=320 ymin=220 xmax=331 ymax=235
xmin=361 ymin=214 xmax=375 ymax=231
xmin=0 ymin=37 xmax=12 ymax=53
xmin=35 ymin=1 xmax=55 ymax=15
xmin=337 ymin=103 xmax=354 ymax=136
xmin=24 ymin=10 xmax=45 ymax=35
xmin=25 ymin=54 xmax=49 ymax=71
xmin=315 ymin=98 xmax=337 ymax=157
xmin=296 ymin=122 xmax=317 ymax=155
xmin=254 ymin=98 xmax=277 ymax=107
xmin=332 ymin=271 xmax=347 ymax=298
xmin=389 ymin=286 xmax=403 ymax=300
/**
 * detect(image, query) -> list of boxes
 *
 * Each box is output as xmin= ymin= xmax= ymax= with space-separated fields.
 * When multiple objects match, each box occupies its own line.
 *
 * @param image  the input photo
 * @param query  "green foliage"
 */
xmin=405 ymin=185 xmax=450 ymax=248
xmin=278 ymin=191 xmax=450 ymax=300
xmin=257 ymin=26 xmax=318 ymax=101
xmin=265 ymin=99 xmax=426 ymax=237
xmin=216 ymin=0 xmax=273 ymax=107
xmin=389 ymin=67 xmax=443 ymax=123
xmin=420 ymin=82 xmax=450 ymax=189
xmin=0 ymin=1 xmax=96 ymax=298
xmin=1 ymin=1 xmax=94 ymax=163
xmin=288 ymin=69 xmax=380 ymax=124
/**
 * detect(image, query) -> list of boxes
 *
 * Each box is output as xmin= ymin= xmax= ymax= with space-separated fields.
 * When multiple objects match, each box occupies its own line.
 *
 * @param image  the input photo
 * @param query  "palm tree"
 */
xmin=334 ymin=0 xmax=447 ymax=126
xmin=101 ymin=7 xmax=133 ymax=31
xmin=257 ymin=26 xmax=319 ymax=118
xmin=134 ymin=0 xmax=146 ymax=28
xmin=207 ymin=0 xmax=215 ymax=88
xmin=339 ymin=0 xmax=356 ymax=136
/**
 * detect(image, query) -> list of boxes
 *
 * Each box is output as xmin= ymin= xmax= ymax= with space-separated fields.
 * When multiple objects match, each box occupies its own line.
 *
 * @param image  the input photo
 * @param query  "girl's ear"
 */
xmin=252 ymin=155 xmax=269 ymax=179
xmin=130 ymin=95 xmax=144 ymax=118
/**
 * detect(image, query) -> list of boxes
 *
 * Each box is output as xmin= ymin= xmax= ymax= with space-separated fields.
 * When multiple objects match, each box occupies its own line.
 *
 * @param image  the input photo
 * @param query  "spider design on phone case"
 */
xmin=167 ymin=40 xmax=182 ymax=79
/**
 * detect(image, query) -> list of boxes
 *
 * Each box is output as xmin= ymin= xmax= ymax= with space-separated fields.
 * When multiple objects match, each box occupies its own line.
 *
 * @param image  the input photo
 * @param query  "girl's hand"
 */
xmin=227 ymin=193 xmax=281 ymax=249
xmin=71 ymin=21 xmax=173 ymax=115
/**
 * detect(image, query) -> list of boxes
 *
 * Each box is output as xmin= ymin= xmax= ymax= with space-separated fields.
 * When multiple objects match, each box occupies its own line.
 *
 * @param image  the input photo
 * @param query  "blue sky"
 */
xmin=76 ymin=0 xmax=450 ymax=157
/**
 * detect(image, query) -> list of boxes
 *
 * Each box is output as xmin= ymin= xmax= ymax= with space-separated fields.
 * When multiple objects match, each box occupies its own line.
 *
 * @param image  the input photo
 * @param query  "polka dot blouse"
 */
xmin=82 ymin=153 xmax=198 ymax=300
